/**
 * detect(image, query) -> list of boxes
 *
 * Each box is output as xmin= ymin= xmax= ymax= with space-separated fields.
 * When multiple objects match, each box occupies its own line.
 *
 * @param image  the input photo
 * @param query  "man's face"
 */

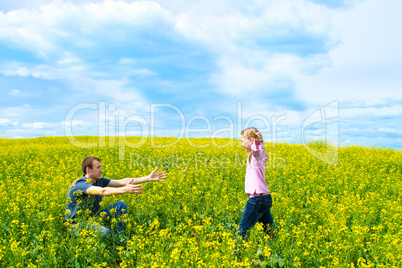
xmin=88 ymin=160 xmax=103 ymax=180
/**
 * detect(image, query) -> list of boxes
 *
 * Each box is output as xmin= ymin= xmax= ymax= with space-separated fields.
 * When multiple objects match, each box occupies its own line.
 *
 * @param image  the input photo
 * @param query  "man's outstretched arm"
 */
xmin=108 ymin=167 xmax=167 ymax=187
xmin=84 ymin=184 xmax=144 ymax=196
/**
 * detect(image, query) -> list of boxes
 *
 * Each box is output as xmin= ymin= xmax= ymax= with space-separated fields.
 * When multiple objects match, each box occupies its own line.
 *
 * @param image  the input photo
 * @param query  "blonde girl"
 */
xmin=235 ymin=127 xmax=275 ymax=253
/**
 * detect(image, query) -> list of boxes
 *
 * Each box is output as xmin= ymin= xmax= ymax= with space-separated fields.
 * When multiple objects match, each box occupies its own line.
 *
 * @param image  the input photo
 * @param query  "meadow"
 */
xmin=0 ymin=136 xmax=401 ymax=267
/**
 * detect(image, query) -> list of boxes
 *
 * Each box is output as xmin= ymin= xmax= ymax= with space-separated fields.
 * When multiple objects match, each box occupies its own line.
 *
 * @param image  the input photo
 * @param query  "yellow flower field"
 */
xmin=0 ymin=136 xmax=401 ymax=267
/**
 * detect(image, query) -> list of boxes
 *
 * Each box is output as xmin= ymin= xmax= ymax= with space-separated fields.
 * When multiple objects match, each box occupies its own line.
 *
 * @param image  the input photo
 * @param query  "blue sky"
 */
xmin=0 ymin=0 xmax=401 ymax=149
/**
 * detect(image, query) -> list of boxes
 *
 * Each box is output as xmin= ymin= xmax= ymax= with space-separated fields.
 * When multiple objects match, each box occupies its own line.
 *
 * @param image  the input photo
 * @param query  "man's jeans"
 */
xmin=235 ymin=194 xmax=274 ymax=253
xmin=71 ymin=201 xmax=128 ymax=239
xmin=96 ymin=201 xmax=128 ymax=238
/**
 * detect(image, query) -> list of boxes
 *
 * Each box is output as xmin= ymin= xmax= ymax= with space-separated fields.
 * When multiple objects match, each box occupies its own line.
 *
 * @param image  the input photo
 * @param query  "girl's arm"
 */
xmin=250 ymin=140 xmax=265 ymax=159
xmin=250 ymin=132 xmax=266 ymax=159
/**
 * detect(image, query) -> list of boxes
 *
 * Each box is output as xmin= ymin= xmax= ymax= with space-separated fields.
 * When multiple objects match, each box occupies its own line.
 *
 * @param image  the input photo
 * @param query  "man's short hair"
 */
xmin=81 ymin=156 xmax=101 ymax=175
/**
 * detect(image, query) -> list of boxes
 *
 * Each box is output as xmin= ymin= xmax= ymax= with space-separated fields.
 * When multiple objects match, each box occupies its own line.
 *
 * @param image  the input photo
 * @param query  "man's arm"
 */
xmin=108 ymin=168 xmax=167 ymax=187
xmin=84 ymin=184 xmax=143 ymax=196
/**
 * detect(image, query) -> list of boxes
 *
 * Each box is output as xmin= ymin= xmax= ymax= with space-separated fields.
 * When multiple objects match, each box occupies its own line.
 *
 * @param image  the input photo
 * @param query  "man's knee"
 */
xmin=114 ymin=201 xmax=128 ymax=214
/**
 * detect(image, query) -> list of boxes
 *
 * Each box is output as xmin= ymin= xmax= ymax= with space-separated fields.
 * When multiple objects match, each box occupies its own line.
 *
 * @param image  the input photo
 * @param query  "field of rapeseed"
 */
xmin=0 ymin=136 xmax=401 ymax=267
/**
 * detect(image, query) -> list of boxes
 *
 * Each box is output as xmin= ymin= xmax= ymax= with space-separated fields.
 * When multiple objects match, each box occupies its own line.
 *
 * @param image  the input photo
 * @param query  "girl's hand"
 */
xmin=255 ymin=132 xmax=263 ymax=142
xmin=148 ymin=167 xmax=167 ymax=182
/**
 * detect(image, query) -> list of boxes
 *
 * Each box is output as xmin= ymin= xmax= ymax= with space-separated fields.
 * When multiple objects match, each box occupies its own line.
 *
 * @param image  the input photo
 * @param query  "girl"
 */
xmin=235 ymin=127 xmax=275 ymax=253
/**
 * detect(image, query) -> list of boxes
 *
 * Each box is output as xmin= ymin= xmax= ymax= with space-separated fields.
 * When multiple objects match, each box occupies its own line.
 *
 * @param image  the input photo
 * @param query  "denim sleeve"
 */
xmin=65 ymin=179 xmax=93 ymax=221
xmin=74 ymin=180 xmax=93 ymax=194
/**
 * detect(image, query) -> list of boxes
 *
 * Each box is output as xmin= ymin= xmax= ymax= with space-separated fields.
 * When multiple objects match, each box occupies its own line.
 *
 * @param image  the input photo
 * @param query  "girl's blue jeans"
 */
xmin=235 ymin=194 xmax=274 ymax=253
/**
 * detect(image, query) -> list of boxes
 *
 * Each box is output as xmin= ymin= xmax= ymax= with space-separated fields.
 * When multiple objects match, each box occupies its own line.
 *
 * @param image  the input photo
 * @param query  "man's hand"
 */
xmin=148 ymin=167 xmax=167 ymax=182
xmin=122 ymin=183 xmax=144 ymax=194
xmin=123 ymin=168 xmax=167 ymax=186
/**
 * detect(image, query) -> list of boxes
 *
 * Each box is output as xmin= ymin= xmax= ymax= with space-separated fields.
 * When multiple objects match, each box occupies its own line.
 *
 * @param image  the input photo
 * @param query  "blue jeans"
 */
xmin=71 ymin=201 xmax=128 ymax=239
xmin=96 ymin=201 xmax=128 ymax=238
xmin=235 ymin=194 xmax=274 ymax=253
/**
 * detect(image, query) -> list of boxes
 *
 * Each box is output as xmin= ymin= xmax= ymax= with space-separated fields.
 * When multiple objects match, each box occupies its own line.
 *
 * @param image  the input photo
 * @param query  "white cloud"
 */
xmin=22 ymin=121 xmax=57 ymax=129
xmin=0 ymin=118 xmax=19 ymax=127
xmin=8 ymin=89 xmax=20 ymax=95
xmin=58 ymin=55 xmax=82 ymax=65
xmin=0 ymin=0 xmax=57 ymax=13
xmin=65 ymin=75 xmax=143 ymax=103
xmin=0 ymin=105 xmax=32 ymax=121
xmin=0 ymin=0 xmax=336 ymax=99
xmin=7 ymin=128 xmax=57 ymax=136
xmin=5 ymin=112 xmax=19 ymax=117
xmin=341 ymin=105 xmax=401 ymax=120
xmin=0 ymin=1 xmax=173 ymax=55
xmin=68 ymin=120 xmax=86 ymax=127
xmin=0 ymin=0 xmax=400 ymax=150
xmin=379 ymin=128 xmax=398 ymax=134
xmin=174 ymin=0 xmax=336 ymax=96
xmin=294 ymin=0 xmax=402 ymax=103
xmin=1 ymin=66 xmax=53 ymax=79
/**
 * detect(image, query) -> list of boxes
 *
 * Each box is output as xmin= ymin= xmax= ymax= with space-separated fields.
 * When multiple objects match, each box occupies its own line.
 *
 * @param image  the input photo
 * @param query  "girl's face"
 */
xmin=241 ymin=135 xmax=254 ymax=152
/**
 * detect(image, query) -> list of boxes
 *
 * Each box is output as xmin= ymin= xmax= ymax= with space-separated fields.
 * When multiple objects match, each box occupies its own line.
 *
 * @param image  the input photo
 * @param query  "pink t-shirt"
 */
xmin=244 ymin=141 xmax=269 ymax=195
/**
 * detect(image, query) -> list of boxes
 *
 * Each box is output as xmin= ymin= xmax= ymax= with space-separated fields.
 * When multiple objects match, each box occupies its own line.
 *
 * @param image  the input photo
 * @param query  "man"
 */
xmin=65 ymin=155 xmax=167 ymax=238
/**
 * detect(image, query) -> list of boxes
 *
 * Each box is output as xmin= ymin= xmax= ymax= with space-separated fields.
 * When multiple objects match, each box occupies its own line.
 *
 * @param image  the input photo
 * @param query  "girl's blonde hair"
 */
xmin=240 ymin=127 xmax=263 ymax=142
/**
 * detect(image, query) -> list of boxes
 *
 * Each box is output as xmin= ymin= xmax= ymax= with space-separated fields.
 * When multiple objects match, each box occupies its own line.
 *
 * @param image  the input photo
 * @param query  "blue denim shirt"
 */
xmin=65 ymin=176 xmax=110 ymax=222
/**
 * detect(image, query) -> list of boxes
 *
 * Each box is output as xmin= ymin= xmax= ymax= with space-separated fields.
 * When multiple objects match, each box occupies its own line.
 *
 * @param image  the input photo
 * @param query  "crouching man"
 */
xmin=65 ymin=155 xmax=167 ymax=239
